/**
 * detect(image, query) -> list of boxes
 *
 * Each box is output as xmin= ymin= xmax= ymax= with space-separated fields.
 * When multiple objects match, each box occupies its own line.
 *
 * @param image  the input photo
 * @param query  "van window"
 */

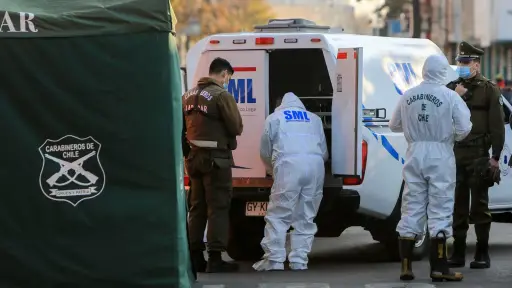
xmin=268 ymin=49 xmax=333 ymax=159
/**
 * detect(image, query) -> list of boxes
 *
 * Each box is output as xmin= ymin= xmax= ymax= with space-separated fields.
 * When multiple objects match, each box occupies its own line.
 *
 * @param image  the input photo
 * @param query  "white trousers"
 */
xmin=396 ymin=145 xmax=456 ymax=239
xmin=253 ymin=155 xmax=324 ymax=271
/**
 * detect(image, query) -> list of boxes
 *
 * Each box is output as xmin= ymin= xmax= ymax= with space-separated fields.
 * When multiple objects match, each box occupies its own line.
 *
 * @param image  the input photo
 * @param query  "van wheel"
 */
xmin=226 ymin=217 xmax=265 ymax=261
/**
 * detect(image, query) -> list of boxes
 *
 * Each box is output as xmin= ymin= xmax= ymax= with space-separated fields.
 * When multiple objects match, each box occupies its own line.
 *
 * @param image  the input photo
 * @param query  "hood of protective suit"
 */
xmin=276 ymin=92 xmax=306 ymax=111
xmin=422 ymin=54 xmax=449 ymax=85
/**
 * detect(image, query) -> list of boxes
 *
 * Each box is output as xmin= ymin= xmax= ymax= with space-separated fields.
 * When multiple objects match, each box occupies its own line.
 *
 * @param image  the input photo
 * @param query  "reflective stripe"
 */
xmin=190 ymin=140 xmax=218 ymax=148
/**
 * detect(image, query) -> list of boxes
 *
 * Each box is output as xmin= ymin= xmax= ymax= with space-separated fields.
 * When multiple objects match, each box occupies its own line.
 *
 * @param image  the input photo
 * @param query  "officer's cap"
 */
xmin=456 ymin=41 xmax=484 ymax=62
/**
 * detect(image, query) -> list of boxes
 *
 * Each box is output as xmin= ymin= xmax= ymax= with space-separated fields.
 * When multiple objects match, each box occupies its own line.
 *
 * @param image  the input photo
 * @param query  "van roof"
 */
xmin=187 ymin=32 xmax=436 ymax=60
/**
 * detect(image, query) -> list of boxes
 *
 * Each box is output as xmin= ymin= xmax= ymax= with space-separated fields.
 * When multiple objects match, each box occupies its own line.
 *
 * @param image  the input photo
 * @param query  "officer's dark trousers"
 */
xmin=186 ymin=149 xmax=233 ymax=252
xmin=453 ymin=147 xmax=492 ymax=242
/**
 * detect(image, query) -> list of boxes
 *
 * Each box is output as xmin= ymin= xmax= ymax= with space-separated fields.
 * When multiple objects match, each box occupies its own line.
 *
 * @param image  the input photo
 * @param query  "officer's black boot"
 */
xmin=206 ymin=251 xmax=239 ymax=273
xmin=430 ymin=232 xmax=463 ymax=282
xmin=447 ymin=237 xmax=466 ymax=268
xmin=470 ymin=223 xmax=491 ymax=269
xmin=398 ymin=237 xmax=415 ymax=281
xmin=191 ymin=250 xmax=207 ymax=273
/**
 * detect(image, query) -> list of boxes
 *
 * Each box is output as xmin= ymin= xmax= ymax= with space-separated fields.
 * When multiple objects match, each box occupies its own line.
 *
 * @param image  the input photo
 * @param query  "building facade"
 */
xmin=425 ymin=0 xmax=512 ymax=80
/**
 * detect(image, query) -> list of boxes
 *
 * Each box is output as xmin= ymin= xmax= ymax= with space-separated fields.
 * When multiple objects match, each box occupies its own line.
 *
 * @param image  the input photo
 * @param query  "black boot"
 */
xmin=470 ymin=223 xmax=491 ymax=269
xmin=191 ymin=250 xmax=207 ymax=273
xmin=447 ymin=237 xmax=466 ymax=268
xmin=470 ymin=242 xmax=491 ymax=269
xmin=430 ymin=232 xmax=463 ymax=282
xmin=206 ymin=251 xmax=239 ymax=273
xmin=398 ymin=237 xmax=415 ymax=281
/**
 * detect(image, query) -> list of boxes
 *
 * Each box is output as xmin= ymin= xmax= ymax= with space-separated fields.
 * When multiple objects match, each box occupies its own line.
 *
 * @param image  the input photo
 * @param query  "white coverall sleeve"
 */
xmin=452 ymin=92 xmax=473 ymax=141
xmin=260 ymin=117 xmax=273 ymax=174
xmin=389 ymin=98 xmax=404 ymax=132
xmin=318 ymin=119 xmax=329 ymax=161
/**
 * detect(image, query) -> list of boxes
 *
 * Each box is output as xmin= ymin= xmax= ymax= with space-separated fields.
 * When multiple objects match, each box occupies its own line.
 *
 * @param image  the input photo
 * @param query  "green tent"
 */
xmin=0 ymin=0 xmax=193 ymax=287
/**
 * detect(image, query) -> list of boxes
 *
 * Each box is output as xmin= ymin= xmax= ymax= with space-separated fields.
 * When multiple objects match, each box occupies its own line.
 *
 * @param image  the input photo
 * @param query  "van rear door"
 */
xmin=192 ymin=50 xmax=269 ymax=178
xmin=331 ymin=48 xmax=363 ymax=178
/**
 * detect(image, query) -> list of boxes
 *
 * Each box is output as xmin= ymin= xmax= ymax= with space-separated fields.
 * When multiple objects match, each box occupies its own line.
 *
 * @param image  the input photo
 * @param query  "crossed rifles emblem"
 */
xmin=44 ymin=151 xmax=99 ymax=187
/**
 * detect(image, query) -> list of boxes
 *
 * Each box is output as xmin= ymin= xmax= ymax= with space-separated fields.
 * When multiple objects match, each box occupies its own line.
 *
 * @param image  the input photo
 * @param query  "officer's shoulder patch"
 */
xmin=499 ymin=96 xmax=503 ymax=105
xmin=486 ymin=78 xmax=496 ymax=84
xmin=483 ymin=79 xmax=498 ymax=89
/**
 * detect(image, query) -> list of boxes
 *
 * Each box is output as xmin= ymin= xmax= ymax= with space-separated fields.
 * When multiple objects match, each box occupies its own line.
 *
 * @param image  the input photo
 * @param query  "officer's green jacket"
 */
xmin=447 ymin=74 xmax=505 ymax=158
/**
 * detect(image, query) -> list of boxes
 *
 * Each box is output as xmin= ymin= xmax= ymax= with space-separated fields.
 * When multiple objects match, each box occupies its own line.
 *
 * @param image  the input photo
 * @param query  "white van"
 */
xmin=184 ymin=19 xmax=512 ymax=261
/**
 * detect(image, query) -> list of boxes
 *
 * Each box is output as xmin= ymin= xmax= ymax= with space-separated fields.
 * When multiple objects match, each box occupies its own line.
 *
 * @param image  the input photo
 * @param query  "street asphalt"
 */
xmin=194 ymin=223 xmax=512 ymax=288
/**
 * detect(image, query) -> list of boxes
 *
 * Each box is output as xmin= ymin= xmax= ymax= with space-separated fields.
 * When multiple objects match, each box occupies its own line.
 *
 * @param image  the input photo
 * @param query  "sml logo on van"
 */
xmin=228 ymin=79 xmax=256 ymax=104
xmin=284 ymin=110 xmax=310 ymax=122
xmin=387 ymin=62 xmax=420 ymax=95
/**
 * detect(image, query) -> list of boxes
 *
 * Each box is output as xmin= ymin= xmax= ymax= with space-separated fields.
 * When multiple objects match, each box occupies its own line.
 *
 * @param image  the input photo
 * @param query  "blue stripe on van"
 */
xmin=360 ymin=104 xmax=404 ymax=164
xmin=380 ymin=135 xmax=399 ymax=161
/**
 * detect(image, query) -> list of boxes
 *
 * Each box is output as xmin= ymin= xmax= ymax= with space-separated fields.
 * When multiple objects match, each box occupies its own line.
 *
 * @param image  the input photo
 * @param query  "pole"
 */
xmin=412 ymin=0 xmax=421 ymax=38
xmin=444 ymin=0 xmax=450 ymax=57
xmin=426 ymin=0 xmax=432 ymax=40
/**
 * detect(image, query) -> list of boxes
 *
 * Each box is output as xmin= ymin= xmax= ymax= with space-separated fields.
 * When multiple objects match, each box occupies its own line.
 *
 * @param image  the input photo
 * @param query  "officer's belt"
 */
xmin=188 ymin=139 xmax=229 ymax=150
xmin=189 ymin=140 xmax=218 ymax=148
xmin=454 ymin=134 xmax=488 ymax=148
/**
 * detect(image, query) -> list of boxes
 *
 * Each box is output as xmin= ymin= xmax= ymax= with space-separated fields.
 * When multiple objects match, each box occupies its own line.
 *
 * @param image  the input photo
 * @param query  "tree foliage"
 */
xmin=172 ymin=0 xmax=275 ymax=39
xmin=374 ymin=0 xmax=411 ymax=19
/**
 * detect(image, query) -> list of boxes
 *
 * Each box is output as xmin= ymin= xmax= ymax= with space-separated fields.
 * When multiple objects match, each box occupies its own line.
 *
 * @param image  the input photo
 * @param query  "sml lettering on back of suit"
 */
xmin=284 ymin=110 xmax=310 ymax=122
xmin=228 ymin=79 xmax=256 ymax=104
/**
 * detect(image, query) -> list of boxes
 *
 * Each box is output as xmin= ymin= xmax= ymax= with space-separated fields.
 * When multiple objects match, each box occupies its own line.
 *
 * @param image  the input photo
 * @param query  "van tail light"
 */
xmin=255 ymin=37 xmax=274 ymax=45
xmin=311 ymin=38 xmax=321 ymax=43
xmin=342 ymin=140 xmax=368 ymax=185
xmin=209 ymin=40 xmax=220 ymax=44
xmin=184 ymin=175 xmax=190 ymax=186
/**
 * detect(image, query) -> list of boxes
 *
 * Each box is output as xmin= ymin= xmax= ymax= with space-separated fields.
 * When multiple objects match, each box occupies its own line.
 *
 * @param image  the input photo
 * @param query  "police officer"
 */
xmin=183 ymin=57 xmax=243 ymax=273
xmin=446 ymin=41 xmax=505 ymax=269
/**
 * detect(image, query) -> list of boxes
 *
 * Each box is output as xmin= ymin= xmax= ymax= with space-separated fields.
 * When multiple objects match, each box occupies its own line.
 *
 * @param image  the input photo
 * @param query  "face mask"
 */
xmin=223 ymin=75 xmax=231 ymax=90
xmin=456 ymin=66 xmax=471 ymax=79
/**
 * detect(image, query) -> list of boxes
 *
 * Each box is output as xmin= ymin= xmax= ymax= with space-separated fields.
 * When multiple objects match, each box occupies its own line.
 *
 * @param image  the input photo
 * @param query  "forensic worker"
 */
xmin=446 ymin=41 xmax=505 ymax=269
xmin=390 ymin=54 xmax=472 ymax=282
xmin=183 ymin=57 xmax=243 ymax=273
xmin=253 ymin=92 xmax=328 ymax=271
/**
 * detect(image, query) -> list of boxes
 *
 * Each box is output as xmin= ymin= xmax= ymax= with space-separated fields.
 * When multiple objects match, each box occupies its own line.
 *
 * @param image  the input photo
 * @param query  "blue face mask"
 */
xmin=223 ymin=83 xmax=229 ymax=90
xmin=456 ymin=66 xmax=471 ymax=79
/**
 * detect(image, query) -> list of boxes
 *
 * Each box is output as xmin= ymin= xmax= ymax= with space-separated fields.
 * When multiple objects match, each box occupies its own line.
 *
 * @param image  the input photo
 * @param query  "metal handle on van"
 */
xmin=363 ymin=108 xmax=386 ymax=119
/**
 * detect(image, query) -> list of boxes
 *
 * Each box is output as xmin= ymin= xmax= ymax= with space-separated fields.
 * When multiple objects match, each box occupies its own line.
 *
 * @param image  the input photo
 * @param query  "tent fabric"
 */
xmin=0 ymin=0 xmax=174 ymax=38
xmin=0 ymin=1 xmax=193 ymax=287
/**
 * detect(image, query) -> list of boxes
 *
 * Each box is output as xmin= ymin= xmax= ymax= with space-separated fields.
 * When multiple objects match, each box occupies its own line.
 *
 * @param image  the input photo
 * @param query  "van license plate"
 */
xmin=245 ymin=201 xmax=268 ymax=216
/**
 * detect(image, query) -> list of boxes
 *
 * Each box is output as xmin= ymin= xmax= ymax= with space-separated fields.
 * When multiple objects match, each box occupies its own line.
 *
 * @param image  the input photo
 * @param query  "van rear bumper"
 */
xmin=232 ymin=186 xmax=360 ymax=214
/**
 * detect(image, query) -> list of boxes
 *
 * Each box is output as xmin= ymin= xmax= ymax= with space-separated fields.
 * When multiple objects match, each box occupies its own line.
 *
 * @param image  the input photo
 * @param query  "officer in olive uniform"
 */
xmin=446 ymin=41 xmax=505 ymax=269
xmin=183 ymin=57 xmax=243 ymax=273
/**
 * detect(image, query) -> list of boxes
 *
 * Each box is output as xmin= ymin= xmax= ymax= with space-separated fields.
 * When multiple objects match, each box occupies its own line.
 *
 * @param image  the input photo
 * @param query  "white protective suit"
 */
xmin=389 ymin=54 xmax=472 ymax=239
xmin=253 ymin=92 xmax=328 ymax=271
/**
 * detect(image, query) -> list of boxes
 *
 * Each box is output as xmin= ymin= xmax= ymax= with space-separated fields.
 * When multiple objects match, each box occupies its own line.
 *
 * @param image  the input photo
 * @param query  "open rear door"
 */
xmin=191 ymin=50 xmax=269 ymax=178
xmin=331 ymin=47 xmax=363 ymax=178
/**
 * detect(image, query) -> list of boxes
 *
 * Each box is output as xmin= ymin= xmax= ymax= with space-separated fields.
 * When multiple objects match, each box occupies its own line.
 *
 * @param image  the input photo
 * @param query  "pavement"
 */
xmin=194 ymin=223 xmax=512 ymax=288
